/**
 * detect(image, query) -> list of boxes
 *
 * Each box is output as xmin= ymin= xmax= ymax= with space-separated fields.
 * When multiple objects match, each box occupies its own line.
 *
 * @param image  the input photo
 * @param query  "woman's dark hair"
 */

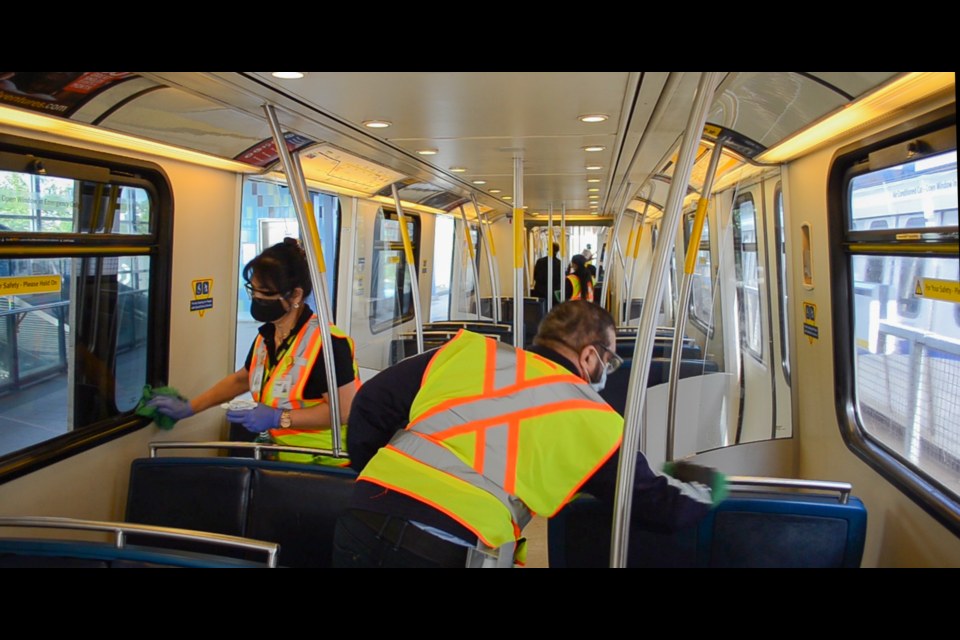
xmin=570 ymin=255 xmax=593 ymax=298
xmin=243 ymin=238 xmax=313 ymax=299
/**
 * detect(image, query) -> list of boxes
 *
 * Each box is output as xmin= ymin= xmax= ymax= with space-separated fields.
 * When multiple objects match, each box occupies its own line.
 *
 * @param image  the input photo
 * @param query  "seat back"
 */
xmin=0 ymin=540 xmax=268 ymax=568
xmin=549 ymin=492 xmax=867 ymax=569
xmin=600 ymin=359 xmax=721 ymax=416
xmin=126 ymin=458 xmax=357 ymax=568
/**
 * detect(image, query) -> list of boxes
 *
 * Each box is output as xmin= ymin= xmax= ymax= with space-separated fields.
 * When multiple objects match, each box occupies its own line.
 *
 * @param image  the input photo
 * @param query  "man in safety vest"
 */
xmin=335 ymin=301 xmax=724 ymax=568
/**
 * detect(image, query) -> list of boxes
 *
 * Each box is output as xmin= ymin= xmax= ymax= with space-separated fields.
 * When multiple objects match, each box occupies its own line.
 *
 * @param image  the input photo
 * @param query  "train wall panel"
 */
xmin=786 ymin=95 xmax=960 ymax=567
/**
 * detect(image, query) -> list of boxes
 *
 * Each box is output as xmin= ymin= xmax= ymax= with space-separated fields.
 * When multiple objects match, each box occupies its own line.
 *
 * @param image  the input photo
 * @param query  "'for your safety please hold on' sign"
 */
xmin=0 ymin=276 xmax=62 ymax=296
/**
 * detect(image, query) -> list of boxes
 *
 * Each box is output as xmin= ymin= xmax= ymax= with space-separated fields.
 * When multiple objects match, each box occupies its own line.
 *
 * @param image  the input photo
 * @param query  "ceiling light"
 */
xmin=503 ymin=196 xmax=512 ymax=201
xmin=591 ymin=212 xmax=600 ymax=216
xmin=584 ymin=146 xmax=607 ymax=152
xmin=490 ymin=189 xmax=502 ymax=194
xmin=473 ymin=181 xmax=487 ymax=185
xmin=450 ymin=167 xmax=467 ymax=173
xmin=589 ymin=196 xmax=599 ymax=200
xmin=588 ymin=188 xmax=600 ymax=193
xmin=417 ymin=149 xmax=438 ymax=156
xmin=587 ymin=179 xmax=601 ymax=183
xmin=579 ymin=115 xmax=609 ymax=123
xmin=523 ymin=206 xmax=529 ymax=210
xmin=272 ymin=72 xmax=306 ymax=79
xmin=586 ymin=165 xmax=604 ymax=171
xmin=363 ymin=120 xmax=392 ymax=129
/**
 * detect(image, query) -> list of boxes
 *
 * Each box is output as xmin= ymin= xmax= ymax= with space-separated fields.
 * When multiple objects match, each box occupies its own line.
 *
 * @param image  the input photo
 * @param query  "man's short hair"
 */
xmin=534 ymin=301 xmax=616 ymax=353
xmin=552 ymin=243 xmax=560 ymax=256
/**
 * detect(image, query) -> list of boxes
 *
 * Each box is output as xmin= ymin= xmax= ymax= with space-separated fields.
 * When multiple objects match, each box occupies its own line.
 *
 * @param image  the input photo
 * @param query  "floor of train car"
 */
xmin=0 ymin=349 xmax=146 ymax=457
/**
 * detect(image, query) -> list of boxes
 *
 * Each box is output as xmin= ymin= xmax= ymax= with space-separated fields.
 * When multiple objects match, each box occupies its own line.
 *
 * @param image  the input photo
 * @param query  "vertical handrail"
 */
xmin=665 ymin=141 xmax=725 ymax=463
xmin=513 ymin=157 xmax=524 ymax=349
xmin=621 ymin=210 xmax=640 ymax=325
xmin=391 ymin=184 xmax=425 ymax=354
xmin=264 ymin=105 xmax=344 ymax=459
xmin=603 ymin=183 xmax=633 ymax=315
xmin=626 ymin=186 xmax=654 ymax=325
xmin=560 ymin=203 xmax=567 ymax=303
xmin=475 ymin=196 xmax=501 ymax=324
xmin=611 ymin=72 xmax=721 ymax=569
xmin=547 ymin=204 xmax=555 ymax=313
xmin=459 ymin=205 xmax=483 ymax=322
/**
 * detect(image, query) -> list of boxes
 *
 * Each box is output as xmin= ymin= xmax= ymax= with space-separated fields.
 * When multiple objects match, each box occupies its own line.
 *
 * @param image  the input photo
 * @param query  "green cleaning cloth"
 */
xmin=135 ymin=385 xmax=188 ymax=431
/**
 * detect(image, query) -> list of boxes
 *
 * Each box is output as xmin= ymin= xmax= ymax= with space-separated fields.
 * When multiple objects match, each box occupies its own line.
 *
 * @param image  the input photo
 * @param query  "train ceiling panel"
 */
xmin=299 ymin=144 xmax=406 ymax=196
xmin=806 ymin=72 xmax=900 ymax=99
xmin=70 ymin=76 xmax=163 ymax=124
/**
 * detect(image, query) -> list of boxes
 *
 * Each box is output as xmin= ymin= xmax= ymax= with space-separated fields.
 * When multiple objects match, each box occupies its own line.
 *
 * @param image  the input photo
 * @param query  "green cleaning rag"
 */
xmin=135 ymin=385 xmax=189 ymax=431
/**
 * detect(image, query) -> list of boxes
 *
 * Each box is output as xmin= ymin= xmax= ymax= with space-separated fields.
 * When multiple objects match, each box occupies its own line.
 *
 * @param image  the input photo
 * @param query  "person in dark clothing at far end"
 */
xmin=532 ymin=242 xmax=562 ymax=302
xmin=336 ymin=301 xmax=726 ymax=569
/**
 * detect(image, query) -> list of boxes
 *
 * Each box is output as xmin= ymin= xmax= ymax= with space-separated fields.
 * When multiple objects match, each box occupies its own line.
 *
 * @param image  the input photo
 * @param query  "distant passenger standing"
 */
xmin=567 ymin=255 xmax=596 ymax=302
xmin=147 ymin=239 xmax=360 ymax=466
xmin=334 ymin=301 xmax=723 ymax=568
xmin=582 ymin=244 xmax=594 ymax=263
xmin=532 ymin=243 xmax=562 ymax=301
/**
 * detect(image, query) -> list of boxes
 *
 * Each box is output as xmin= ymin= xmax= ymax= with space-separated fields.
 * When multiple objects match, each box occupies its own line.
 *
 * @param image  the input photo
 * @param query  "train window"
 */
xmin=774 ymin=185 xmax=792 ymax=385
xmin=0 ymin=137 xmax=171 ymax=483
xmin=684 ymin=214 xmax=714 ymax=330
xmin=733 ymin=193 xmax=763 ymax=360
xmin=837 ymin=132 xmax=960 ymax=511
xmin=234 ymin=180 xmax=339 ymax=369
xmin=0 ymin=171 xmax=151 ymax=235
xmin=431 ymin=215 xmax=455 ymax=322
xmin=370 ymin=208 xmax=420 ymax=334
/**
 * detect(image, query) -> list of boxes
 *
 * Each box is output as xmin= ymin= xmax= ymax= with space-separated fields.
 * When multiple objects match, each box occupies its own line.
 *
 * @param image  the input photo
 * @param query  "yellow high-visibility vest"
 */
xmin=567 ymin=275 xmax=595 ymax=302
xmin=249 ymin=317 xmax=360 ymax=467
xmin=359 ymin=331 xmax=623 ymax=554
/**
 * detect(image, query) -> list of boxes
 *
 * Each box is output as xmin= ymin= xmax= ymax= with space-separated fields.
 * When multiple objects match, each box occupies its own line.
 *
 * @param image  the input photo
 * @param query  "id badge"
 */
xmin=251 ymin=367 xmax=264 ymax=394
xmin=274 ymin=378 xmax=292 ymax=397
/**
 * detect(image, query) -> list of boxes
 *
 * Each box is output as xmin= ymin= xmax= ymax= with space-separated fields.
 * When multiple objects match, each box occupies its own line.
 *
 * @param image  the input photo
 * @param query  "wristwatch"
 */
xmin=280 ymin=410 xmax=293 ymax=429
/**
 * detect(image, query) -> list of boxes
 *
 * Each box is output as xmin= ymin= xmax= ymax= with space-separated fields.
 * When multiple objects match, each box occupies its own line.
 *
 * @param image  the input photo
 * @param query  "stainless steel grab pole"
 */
xmin=610 ymin=72 xmax=721 ymax=569
xmin=626 ymin=189 xmax=653 ymax=326
xmin=474 ymin=196 xmax=501 ymax=324
xmin=621 ymin=206 xmax=641 ymax=326
xmin=560 ymin=203 xmax=567 ymax=302
xmin=459 ymin=205 xmax=484 ymax=322
xmin=666 ymin=142 xmax=725 ymax=463
xmin=392 ymin=184 xmax=424 ymax=354
xmin=512 ymin=157 xmax=524 ymax=349
xmin=264 ymin=105 xmax=344 ymax=459
xmin=602 ymin=183 xmax=632 ymax=314
xmin=547 ymin=204 xmax=555 ymax=313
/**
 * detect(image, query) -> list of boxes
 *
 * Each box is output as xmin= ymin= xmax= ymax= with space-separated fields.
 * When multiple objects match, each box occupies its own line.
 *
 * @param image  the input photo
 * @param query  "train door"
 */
xmin=765 ymin=176 xmax=793 ymax=439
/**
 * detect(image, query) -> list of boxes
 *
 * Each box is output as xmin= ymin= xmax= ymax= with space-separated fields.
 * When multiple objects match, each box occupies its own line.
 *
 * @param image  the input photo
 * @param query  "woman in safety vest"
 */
xmin=147 ymin=238 xmax=360 ymax=466
xmin=566 ymin=254 xmax=596 ymax=302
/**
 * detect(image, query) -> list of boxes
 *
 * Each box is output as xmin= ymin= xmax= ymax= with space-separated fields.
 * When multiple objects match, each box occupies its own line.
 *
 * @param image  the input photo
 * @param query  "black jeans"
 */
xmin=332 ymin=513 xmax=466 ymax=569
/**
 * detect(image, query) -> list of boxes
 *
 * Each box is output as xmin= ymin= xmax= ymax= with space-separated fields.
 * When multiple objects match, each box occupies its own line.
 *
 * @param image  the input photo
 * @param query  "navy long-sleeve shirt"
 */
xmin=347 ymin=345 xmax=712 ymax=543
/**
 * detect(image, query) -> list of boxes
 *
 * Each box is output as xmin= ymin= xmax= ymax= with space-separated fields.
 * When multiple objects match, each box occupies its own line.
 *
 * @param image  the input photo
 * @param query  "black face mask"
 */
xmin=251 ymin=298 xmax=289 ymax=324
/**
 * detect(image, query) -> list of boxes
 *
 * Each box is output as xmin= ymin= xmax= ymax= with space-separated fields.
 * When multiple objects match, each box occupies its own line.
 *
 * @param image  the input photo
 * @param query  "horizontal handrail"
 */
xmin=0 ymin=289 xmax=148 ymax=319
xmin=149 ymin=441 xmax=345 ymax=462
xmin=727 ymin=476 xmax=853 ymax=504
xmin=0 ymin=517 xmax=279 ymax=568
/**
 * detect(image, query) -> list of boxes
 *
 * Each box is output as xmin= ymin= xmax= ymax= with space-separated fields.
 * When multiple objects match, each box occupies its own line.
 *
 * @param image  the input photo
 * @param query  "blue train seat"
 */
xmin=0 ymin=540 xmax=269 ymax=569
xmin=390 ymin=327 xmax=515 ymax=365
xmin=617 ymin=338 xmax=702 ymax=362
xmin=549 ymin=491 xmax=868 ymax=568
xmin=126 ymin=457 xmax=357 ymax=568
xmin=600 ymin=359 xmax=720 ymax=416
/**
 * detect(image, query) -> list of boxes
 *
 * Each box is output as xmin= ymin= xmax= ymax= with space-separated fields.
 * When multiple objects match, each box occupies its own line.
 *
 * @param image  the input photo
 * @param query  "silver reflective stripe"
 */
xmin=410 ymin=380 xmax=597 ymax=438
xmin=482 ymin=424 xmax=510 ymax=488
xmin=493 ymin=341 xmax=518 ymax=392
xmin=271 ymin=317 xmax=321 ymax=410
xmin=389 ymin=430 xmax=533 ymax=531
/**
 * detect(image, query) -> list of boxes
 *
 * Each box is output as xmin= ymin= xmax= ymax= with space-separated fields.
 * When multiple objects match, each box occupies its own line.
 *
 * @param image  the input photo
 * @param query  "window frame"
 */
xmin=369 ymin=207 xmax=421 ymax=334
xmin=773 ymin=184 xmax=792 ymax=387
xmin=733 ymin=191 xmax=764 ymax=361
xmin=0 ymin=133 xmax=173 ymax=486
xmin=828 ymin=105 xmax=960 ymax=537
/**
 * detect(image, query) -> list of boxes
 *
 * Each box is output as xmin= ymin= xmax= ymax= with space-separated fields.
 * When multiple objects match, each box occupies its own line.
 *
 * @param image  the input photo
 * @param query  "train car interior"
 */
xmin=0 ymin=71 xmax=956 ymax=568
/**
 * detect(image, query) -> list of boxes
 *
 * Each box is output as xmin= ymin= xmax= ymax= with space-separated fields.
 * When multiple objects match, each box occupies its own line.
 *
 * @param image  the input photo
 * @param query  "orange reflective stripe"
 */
xmin=430 ymin=399 xmax=615 ymax=442
xmin=504 ymin=419 xmax=520 ymax=495
xmin=290 ymin=329 xmax=322 ymax=401
xmin=408 ymin=374 xmax=586 ymax=430
xmin=474 ymin=429 xmax=486 ymax=474
xmin=483 ymin=339 xmax=498 ymax=395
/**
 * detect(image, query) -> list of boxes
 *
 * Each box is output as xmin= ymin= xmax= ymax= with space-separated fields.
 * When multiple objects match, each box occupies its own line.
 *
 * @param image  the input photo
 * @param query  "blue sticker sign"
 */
xmin=191 ymin=279 xmax=214 ymax=318
xmin=803 ymin=302 xmax=818 ymax=344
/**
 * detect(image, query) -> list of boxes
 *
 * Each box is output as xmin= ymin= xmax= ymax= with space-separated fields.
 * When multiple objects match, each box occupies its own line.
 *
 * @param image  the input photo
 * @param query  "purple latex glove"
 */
xmin=227 ymin=404 xmax=283 ymax=434
xmin=147 ymin=396 xmax=196 ymax=421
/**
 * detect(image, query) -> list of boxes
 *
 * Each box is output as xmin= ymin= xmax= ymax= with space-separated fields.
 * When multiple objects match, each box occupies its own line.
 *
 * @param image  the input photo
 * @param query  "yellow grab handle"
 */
xmin=514 ymin=209 xmax=525 ymax=269
xmin=304 ymin=201 xmax=327 ymax=274
xmin=625 ymin=229 xmax=635 ymax=261
xmin=397 ymin=208 xmax=416 ymax=267
xmin=634 ymin=226 xmax=644 ymax=259
xmin=465 ymin=224 xmax=476 ymax=260
xmin=684 ymin=198 xmax=709 ymax=275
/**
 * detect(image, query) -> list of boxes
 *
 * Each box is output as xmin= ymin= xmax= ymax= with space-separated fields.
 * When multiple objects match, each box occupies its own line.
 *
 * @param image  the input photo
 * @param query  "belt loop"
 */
xmin=393 ymin=521 xmax=410 ymax=551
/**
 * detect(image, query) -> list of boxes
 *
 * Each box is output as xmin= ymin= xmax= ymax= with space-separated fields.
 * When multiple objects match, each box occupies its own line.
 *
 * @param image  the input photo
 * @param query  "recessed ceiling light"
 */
xmin=591 ymin=212 xmax=600 ymax=215
xmin=587 ymin=179 xmax=601 ymax=183
xmin=586 ymin=165 xmax=604 ymax=171
xmin=523 ymin=206 xmax=529 ymax=210
xmin=473 ymin=181 xmax=487 ymax=185
xmin=363 ymin=120 xmax=392 ymax=129
xmin=450 ymin=167 xmax=467 ymax=173
xmin=583 ymin=146 xmax=607 ymax=152
xmin=579 ymin=115 xmax=609 ymax=123
xmin=588 ymin=188 xmax=600 ymax=193
xmin=490 ymin=190 xmax=502 ymax=194
xmin=417 ymin=149 xmax=439 ymax=156
xmin=589 ymin=196 xmax=599 ymax=200
xmin=272 ymin=72 xmax=306 ymax=79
